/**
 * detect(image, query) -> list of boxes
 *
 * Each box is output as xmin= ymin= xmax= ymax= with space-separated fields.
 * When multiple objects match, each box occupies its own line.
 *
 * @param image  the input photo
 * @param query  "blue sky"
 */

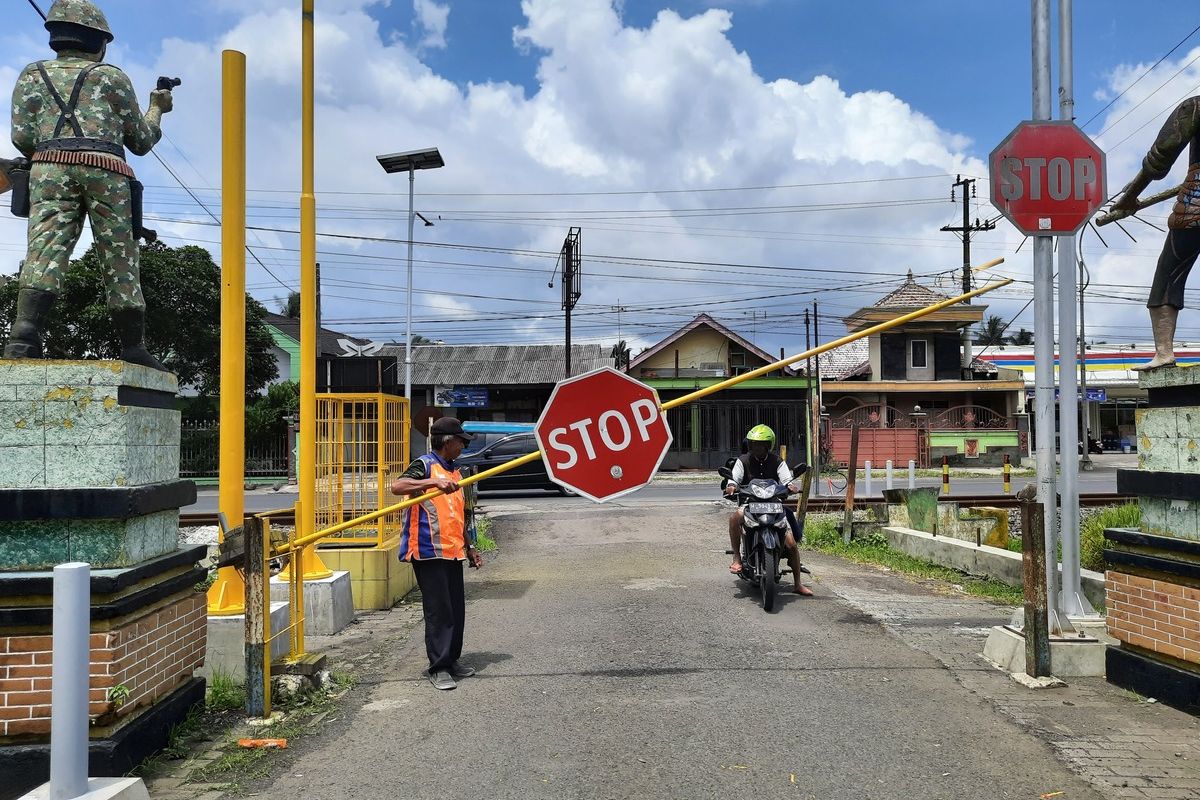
xmin=2 ymin=1 xmax=1199 ymax=353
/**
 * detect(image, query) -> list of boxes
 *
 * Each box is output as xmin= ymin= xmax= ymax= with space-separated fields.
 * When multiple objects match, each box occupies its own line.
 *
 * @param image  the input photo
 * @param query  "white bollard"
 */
xmin=908 ymin=460 xmax=916 ymax=490
xmin=51 ymin=562 xmax=90 ymax=800
xmin=886 ymin=459 xmax=894 ymax=491
xmin=864 ymin=460 xmax=872 ymax=496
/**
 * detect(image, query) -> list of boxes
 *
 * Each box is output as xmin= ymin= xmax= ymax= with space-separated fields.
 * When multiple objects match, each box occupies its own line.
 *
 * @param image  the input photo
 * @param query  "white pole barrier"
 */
xmin=51 ymin=562 xmax=90 ymax=800
xmin=886 ymin=459 xmax=894 ymax=491
xmin=864 ymin=460 xmax=872 ymax=496
xmin=908 ymin=460 xmax=916 ymax=490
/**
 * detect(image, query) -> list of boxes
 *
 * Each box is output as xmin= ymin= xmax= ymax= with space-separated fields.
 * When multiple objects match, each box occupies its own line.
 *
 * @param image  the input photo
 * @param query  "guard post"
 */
xmin=1020 ymin=494 xmax=1052 ymax=678
xmin=1003 ymin=454 xmax=1012 ymax=494
xmin=942 ymin=456 xmax=950 ymax=495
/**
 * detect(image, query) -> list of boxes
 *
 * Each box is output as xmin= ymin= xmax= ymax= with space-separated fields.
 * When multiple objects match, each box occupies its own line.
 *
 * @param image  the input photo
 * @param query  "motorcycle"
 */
xmin=718 ymin=465 xmax=801 ymax=612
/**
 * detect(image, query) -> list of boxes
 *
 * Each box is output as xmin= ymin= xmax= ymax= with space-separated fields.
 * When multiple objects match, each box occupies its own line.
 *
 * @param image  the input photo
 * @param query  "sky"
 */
xmin=2 ymin=0 xmax=1199 ymax=359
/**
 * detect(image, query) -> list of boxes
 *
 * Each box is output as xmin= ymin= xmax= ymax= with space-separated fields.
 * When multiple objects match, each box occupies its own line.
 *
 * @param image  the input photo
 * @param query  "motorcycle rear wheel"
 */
xmin=761 ymin=550 xmax=778 ymax=612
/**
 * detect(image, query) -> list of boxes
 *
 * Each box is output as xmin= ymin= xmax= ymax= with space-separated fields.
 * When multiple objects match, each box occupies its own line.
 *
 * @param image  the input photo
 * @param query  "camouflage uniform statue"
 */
xmin=1112 ymin=97 xmax=1200 ymax=371
xmin=5 ymin=0 xmax=173 ymax=370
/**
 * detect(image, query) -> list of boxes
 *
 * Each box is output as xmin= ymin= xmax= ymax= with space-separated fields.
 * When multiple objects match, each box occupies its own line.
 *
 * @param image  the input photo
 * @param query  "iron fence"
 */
xmin=180 ymin=419 xmax=290 ymax=478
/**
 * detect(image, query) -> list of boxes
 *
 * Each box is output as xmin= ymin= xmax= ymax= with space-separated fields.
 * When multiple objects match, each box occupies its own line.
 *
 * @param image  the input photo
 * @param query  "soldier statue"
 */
xmin=4 ymin=0 xmax=174 ymax=370
xmin=1110 ymin=96 xmax=1200 ymax=371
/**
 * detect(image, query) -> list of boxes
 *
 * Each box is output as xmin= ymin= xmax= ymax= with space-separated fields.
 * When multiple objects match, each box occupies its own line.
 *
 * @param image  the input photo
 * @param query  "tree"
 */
xmin=1009 ymin=328 xmax=1034 ymax=346
xmin=974 ymin=314 xmax=1010 ymax=347
xmin=278 ymin=291 xmax=301 ymax=318
xmin=0 ymin=241 xmax=278 ymax=396
xmin=610 ymin=340 xmax=631 ymax=370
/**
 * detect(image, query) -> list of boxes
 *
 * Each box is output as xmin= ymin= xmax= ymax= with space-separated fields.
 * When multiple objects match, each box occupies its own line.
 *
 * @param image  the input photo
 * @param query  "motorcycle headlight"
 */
xmin=758 ymin=514 xmax=773 ymax=525
xmin=752 ymin=484 xmax=774 ymax=499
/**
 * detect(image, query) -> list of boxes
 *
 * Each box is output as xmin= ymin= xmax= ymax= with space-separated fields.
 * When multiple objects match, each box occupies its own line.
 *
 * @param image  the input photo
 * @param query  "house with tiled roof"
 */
xmin=818 ymin=272 xmax=1027 ymax=467
xmin=626 ymin=314 xmax=815 ymax=469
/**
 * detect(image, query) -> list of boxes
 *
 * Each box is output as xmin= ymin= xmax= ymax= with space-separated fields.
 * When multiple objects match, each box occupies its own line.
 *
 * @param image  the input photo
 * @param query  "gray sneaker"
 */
xmin=449 ymin=662 xmax=476 ymax=678
xmin=428 ymin=670 xmax=457 ymax=690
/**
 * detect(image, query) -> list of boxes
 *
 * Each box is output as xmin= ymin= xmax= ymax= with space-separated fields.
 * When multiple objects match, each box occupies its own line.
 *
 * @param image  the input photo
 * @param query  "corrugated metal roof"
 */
xmin=873 ymin=270 xmax=950 ymax=309
xmin=264 ymin=312 xmax=369 ymax=357
xmin=377 ymin=343 xmax=615 ymax=385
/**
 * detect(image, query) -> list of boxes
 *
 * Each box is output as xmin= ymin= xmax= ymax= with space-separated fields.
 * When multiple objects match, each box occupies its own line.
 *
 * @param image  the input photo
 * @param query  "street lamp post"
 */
xmin=376 ymin=147 xmax=445 ymax=401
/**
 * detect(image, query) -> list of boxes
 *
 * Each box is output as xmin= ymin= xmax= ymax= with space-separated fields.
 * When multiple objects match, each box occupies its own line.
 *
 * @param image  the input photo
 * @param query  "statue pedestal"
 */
xmin=0 ymin=360 xmax=206 ymax=794
xmin=1106 ymin=365 xmax=1200 ymax=714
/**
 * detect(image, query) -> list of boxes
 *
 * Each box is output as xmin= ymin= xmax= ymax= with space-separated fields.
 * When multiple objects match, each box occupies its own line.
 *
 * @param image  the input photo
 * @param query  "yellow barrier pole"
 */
xmin=208 ymin=49 xmax=248 ymax=616
xmin=278 ymin=275 xmax=1012 ymax=554
xmin=296 ymin=0 xmax=331 ymax=582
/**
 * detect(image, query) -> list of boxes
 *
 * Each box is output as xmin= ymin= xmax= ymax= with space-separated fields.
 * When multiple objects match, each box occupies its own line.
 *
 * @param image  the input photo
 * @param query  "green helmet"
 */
xmin=45 ymin=0 xmax=114 ymax=43
xmin=745 ymin=424 xmax=776 ymax=449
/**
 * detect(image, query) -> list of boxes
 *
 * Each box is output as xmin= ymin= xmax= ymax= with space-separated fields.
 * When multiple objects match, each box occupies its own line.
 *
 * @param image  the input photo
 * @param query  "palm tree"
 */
xmin=975 ymin=314 xmax=1010 ymax=346
xmin=278 ymin=291 xmax=301 ymax=318
xmin=1009 ymin=328 xmax=1033 ymax=346
xmin=610 ymin=340 xmax=631 ymax=370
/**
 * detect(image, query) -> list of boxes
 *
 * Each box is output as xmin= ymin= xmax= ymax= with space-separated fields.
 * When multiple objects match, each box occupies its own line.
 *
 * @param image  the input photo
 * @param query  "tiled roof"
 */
xmin=377 ymin=343 xmax=615 ymax=385
xmin=817 ymin=340 xmax=870 ymax=380
xmin=873 ymin=270 xmax=950 ymax=309
xmin=264 ymin=312 xmax=369 ymax=357
xmin=626 ymin=313 xmax=794 ymax=375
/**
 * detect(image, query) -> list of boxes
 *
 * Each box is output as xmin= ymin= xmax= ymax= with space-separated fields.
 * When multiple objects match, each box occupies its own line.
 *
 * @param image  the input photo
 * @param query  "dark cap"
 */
xmin=430 ymin=417 xmax=475 ymax=442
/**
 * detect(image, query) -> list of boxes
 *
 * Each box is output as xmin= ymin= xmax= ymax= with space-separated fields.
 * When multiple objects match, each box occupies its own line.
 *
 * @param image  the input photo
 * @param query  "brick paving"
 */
xmin=810 ymin=555 xmax=1200 ymax=799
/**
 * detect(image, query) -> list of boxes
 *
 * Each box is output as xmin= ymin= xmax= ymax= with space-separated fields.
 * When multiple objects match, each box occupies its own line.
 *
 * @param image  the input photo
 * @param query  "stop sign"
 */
xmin=535 ymin=367 xmax=673 ymax=502
xmin=989 ymin=120 xmax=1106 ymax=235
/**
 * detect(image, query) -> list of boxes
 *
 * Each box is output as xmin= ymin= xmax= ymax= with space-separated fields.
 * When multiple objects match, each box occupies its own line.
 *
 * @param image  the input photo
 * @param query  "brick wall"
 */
xmin=1106 ymin=571 xmax=1200 ymax=665
xmin=0 ymin=591 xmax=206 ymax=739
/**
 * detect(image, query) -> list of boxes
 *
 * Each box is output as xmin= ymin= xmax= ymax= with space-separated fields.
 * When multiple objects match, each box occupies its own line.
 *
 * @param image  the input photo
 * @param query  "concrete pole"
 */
xmin=886 ymin=459 xmax=894 ymax=491
xmin=1057 ymin=0 xmax=1094 ymax=617
xmin=908 ymin=459 xmax=916 ymax=490
xmin=50 ymin=563 xmax=90 ymax=800
xmin=864 ymin=460 xmax=872 ymax=496
xmin=406 ymin=164 xmax=415 ymax=401
xmin=1032 ymin=0 xmax=1062 ymax=616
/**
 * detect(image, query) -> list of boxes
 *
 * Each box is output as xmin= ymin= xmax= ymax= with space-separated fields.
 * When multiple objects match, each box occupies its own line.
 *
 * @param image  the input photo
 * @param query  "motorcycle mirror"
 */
xmin=716 ymin=466 xmax=733 ymax=480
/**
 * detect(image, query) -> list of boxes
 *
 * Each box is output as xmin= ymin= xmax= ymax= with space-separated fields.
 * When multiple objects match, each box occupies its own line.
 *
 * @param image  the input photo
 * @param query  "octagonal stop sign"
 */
xmin=535 ymin=367 xmax=673 ymax=502
xmin=989 ymin=120 xmax=1106 ymax=235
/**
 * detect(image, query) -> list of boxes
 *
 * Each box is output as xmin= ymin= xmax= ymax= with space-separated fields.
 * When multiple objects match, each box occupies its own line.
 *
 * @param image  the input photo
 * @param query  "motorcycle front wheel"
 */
xmin=760 ymin=550 xmax=777 ymax=612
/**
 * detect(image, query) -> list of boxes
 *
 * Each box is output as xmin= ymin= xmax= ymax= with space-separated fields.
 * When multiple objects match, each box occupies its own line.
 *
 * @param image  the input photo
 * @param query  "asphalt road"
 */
xmin=254 ymin=503 xmax=1103 ymax=800
xmin=184 ymin=471 xmax=1120 ymax=514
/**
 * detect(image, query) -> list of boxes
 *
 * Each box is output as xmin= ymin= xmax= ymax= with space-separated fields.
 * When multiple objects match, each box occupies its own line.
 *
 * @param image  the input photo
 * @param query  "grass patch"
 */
xmin=803 ymin=521 xmax=1023 ymax=605
xmin=188 ymin=670 xmax=356 ymax=794
xmin=475 ymin=514 xmax=497 ymax=552
xmin=1082 ymin=503 xmax=1139 ymax=572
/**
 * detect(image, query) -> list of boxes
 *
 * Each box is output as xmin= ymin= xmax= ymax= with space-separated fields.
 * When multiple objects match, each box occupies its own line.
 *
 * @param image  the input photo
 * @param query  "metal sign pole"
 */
xmin=1031 ymin=0 xmax=1063 ymax=624
xmin=1056 ymin=0 xmax=1094 ymax=618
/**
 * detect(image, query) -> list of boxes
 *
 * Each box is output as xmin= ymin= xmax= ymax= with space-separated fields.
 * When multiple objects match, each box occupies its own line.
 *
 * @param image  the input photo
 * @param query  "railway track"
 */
xmin=179 ymin=492 xmax=1134 ymax=528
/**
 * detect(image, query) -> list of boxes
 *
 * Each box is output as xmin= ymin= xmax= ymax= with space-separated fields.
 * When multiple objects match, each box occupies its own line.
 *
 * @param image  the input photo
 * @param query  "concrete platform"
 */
xmin=318 ymin=543 xmax=415 ymax=610
xmin=270 ymin=570 xmax=355 ymax=635
xmin=983 ymin=625 xmax=1107 ymax=677
xmin=20 ymin=777 xmax=149 ymax=800
xmin=198 ymin=601 xmax=290 ymax=681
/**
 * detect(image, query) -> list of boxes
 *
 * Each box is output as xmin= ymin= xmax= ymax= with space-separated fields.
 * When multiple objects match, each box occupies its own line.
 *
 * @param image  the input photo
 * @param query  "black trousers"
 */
xmin=411 ymin=558 xmax=466 ymax=674
xmin=1149 ymin=228 xmax=1200 ymax=309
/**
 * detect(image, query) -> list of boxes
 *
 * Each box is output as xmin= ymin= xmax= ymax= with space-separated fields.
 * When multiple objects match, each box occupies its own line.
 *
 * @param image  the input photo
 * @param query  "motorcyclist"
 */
xmin=723 ymin=424 xmax=813 ymax=596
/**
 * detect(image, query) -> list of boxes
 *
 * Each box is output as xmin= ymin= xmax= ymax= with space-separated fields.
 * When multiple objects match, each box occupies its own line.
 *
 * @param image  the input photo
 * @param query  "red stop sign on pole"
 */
xmin=535 ymin=367 xmax=673 ymax=502
xmin=989 ymin=121 xmax=1106 ymax=235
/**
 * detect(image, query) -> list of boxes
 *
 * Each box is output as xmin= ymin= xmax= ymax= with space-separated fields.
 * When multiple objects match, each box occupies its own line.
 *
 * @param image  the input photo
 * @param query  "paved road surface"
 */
xmin=252 ymin=503 xmax=1106 ymax=800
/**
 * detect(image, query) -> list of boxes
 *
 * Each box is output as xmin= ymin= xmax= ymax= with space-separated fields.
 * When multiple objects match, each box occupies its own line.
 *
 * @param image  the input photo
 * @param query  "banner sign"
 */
xmin=1025 ymin=387 xmax=1107 ymax=401
xmin=435 ymin=386 xmax=489 ymax=408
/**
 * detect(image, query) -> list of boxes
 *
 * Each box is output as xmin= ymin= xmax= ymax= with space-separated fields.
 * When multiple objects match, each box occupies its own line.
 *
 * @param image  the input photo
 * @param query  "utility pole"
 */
xmin=813 ymin=301 xmax=823 ymax=474
xmin=941 ymin=176 xmax=995 ymax=375
xmin=805 ymin=309 xmax=815 ymax=472
xmin=1079 ymin=258 xmax=1094 ymax=471
xmin=552 ymin=227 xmax=582 ymax=379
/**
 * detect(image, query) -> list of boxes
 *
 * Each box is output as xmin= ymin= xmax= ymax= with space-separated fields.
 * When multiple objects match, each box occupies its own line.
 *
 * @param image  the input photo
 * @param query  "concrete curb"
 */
xmin=881 ymin=525 xmax=1107 ymax=608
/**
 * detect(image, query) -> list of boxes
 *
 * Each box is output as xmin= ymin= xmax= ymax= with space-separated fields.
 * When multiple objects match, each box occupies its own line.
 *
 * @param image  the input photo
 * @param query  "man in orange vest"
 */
xmin=392 ymin=417 xmax=484 ymax=690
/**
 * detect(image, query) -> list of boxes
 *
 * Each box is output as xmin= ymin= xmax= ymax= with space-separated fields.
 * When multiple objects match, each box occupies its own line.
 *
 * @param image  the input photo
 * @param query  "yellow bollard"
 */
xmin=1003 ymin=454 xmax=1012 ymax=493
xmin=208 ymin=49 xmax=248 ymax=617
xmin=942 ymin=456 xmax=950 ymax=495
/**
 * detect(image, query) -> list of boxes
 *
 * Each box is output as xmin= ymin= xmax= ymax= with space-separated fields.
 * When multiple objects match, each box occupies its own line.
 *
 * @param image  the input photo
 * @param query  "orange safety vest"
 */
xmin=400 ymin=455 xmax=467 ymax=561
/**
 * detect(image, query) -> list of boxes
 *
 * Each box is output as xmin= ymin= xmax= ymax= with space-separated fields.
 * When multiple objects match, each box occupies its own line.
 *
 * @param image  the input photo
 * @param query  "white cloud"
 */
xmin=3 ymin=0 xmax=1041 ymax=352
xmin=413 ymin=0 xmax=450 ymax=50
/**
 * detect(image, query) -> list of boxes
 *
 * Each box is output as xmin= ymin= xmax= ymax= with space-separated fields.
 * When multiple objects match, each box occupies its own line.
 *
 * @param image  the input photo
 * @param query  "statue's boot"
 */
xmin=3 ymin=288 xmax=56 ymax=358
xmin=1132 ymin=305 xmax=1179 ymax=371
xmin=112 ymin=307 xmax=168 ymax=372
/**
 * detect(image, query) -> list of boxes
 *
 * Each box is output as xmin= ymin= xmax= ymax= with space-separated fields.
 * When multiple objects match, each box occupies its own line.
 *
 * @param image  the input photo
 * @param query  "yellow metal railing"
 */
xmin=315 ymin=393 xmax=410 ymax=549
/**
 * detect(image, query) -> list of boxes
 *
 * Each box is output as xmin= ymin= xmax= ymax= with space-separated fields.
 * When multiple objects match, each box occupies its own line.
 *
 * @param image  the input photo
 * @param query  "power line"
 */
xmin=1081 ymin=22 xmax=1200 ymax=129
